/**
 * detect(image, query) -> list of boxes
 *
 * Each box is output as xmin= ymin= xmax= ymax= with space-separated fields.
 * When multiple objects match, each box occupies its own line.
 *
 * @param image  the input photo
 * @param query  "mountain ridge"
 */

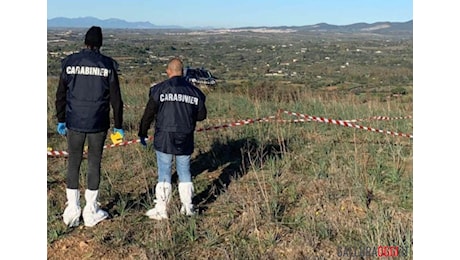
xmin=47 ymin=16 xmax=412 ymax=34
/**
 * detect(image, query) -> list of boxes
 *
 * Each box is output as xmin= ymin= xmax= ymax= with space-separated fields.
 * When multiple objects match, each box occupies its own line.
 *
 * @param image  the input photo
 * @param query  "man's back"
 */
xmin=138 ymin=57 xmax=206 ymax=155
xmin=56 ymin=48 xmax=122 ymax=133
xmin=151 ymin=76 xmax=207 ymax=134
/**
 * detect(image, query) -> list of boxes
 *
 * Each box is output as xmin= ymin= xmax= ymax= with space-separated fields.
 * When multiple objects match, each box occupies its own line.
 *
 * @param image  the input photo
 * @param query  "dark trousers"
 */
xmin=66 ymin=129 xmax=107 ymax=190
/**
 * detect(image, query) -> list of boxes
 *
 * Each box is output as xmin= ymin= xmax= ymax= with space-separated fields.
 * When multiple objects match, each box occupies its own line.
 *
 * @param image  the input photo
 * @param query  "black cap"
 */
xmin=84 ymin=26 xmax=103 ymax=47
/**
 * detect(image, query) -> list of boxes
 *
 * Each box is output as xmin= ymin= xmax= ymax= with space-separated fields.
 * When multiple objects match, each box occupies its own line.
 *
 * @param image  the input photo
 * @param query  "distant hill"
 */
xmin=47 ymin=16 xmax=412 ymax=35
xmin=298 ymin=20 xmax=412 ymax=34
xmin=47 ymin=16 xmax=183 ymax=29
xmin=239 ymin=21 xmax=412 ymax=35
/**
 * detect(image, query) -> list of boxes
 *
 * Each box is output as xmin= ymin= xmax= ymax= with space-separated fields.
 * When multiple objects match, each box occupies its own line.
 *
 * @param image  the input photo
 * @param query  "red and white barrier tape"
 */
xmin=342 ymin=115 xmax=412 ymax=123
xmin=123 ymin=104 xmax=145 ymax=110
xmin=47 ymin=150 xmax=70 ymax=157
xmin=280 ymin=109 xmax=413 ymax=138
xmin=196 ymin=116 xmax=276 ymax=132
xmin=47 ymin=136 xmax=154 ymax=157
xmin=48 ymin=109 xmax=412 ymax=157
xmin=125 ymin=103 xmax=412 ymax=122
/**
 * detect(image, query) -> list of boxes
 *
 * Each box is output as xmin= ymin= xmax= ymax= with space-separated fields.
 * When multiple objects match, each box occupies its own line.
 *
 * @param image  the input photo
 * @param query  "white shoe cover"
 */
xmin=63 ymin=189 xmax=81 ymax=227
xmin=179 ymin=182 xmax=195 ymax=216
xmin=63 ymin=204 xmax=81 ymax=227
xmin=145 ymin=206 xmax=169 ymax=220
xmin=145 ymin=182 xmax=171 ymax=220
xmin=83 ymin=189 xmax=108 ymax=227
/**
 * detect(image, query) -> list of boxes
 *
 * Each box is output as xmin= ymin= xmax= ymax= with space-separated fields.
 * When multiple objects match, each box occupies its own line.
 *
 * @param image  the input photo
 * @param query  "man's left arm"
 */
xmin=109 ymin=68 xmax=124 ymax=129
xmin=55 ymin=70 xmax=68 ymax=123
xmin=196 ymin=95 xmax=207 ymax=121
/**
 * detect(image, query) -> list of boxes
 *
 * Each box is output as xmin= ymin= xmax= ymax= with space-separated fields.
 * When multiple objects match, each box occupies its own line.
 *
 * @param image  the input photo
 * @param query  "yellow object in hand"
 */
xmin=110 ymin=132 xmax=123 ymax=144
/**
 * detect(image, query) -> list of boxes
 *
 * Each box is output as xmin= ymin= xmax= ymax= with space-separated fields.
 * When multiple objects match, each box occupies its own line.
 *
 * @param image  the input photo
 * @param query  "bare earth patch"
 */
xmin=48 ymin=226 xmax=149 ymax=260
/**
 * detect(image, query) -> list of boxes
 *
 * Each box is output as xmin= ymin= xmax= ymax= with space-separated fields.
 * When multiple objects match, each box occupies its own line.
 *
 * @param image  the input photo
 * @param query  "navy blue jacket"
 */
xmin=55 ymin=48 xmax=123 ymax=132
xmin=138 ymin=76 xmax=207 ymax=155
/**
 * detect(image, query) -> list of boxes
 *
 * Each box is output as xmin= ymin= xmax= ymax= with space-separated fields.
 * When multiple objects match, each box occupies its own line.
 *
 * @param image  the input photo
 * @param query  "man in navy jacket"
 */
xmin=138 ymin=57 xmax=207 ymax=220
xmin=55 ymin=26 xmax=124 ymax=227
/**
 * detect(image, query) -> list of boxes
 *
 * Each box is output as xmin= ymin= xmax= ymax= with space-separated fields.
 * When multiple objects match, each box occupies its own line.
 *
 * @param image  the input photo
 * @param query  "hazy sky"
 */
xmin=47 ymin=0 xmax=413 ymax=28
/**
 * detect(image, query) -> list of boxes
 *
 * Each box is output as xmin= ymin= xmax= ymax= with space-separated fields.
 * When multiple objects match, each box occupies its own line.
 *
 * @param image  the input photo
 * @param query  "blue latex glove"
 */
xmin=114 ymin=128 xmax=125 ymax=138
xmin=139 ymin=136 xmax=147 ymax=147
xmin=57 ymin=122 xmax=67 ymax=136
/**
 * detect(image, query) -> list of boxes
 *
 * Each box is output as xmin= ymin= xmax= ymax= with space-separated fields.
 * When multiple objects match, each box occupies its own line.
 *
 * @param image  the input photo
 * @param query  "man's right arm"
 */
xmin=55 ymin=70 xmax=67 ymax=122
xmin=138 ymin=97 xmax=158 ymax=137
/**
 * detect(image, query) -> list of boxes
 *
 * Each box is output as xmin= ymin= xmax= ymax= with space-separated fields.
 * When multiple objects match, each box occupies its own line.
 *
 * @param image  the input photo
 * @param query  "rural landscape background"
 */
xmin=47 ymin=23 xmax=413 ymax=259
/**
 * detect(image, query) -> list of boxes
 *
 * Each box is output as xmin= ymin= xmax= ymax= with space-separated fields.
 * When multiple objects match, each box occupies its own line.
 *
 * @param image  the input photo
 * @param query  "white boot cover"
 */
xmin=145 ymin=182 xmax=172 ymax=220
xmin=83 ymin=189 xmax=108 ymax=227
xmin=63 ymin=188 xmax=81 ymax=227
xmin=179 ymin=182 xmax=195 ymax=216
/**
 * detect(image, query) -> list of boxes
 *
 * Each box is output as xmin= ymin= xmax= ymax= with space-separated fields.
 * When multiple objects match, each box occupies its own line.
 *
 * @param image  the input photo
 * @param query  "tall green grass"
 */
xmin=47 ymin=80 xmax=412 ymax=259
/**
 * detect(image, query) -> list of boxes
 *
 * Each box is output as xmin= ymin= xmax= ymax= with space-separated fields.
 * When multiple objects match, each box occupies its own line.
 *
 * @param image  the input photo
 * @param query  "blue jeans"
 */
xmin=155 ymin=150 xmax=191 ymax=184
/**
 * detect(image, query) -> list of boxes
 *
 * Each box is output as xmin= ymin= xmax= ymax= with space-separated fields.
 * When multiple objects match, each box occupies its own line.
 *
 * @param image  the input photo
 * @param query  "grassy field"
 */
xmin=47 ymin=76 xmax=412 ymax=259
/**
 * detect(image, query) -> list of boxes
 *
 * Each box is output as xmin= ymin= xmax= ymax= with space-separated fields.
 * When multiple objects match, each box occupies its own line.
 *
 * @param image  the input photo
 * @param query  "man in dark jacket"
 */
xmin=55 ymin=26 xmax=124 ymax=227
xmin=138 ymin=57 xmax=207 ymax=220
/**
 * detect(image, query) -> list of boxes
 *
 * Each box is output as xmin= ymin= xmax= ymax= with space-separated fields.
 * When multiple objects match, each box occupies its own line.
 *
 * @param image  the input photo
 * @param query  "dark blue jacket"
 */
xmin=138 ymin=76 xmax=207 ymax=155
xmin=55 ymin=48 xmax=123 ymax=132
